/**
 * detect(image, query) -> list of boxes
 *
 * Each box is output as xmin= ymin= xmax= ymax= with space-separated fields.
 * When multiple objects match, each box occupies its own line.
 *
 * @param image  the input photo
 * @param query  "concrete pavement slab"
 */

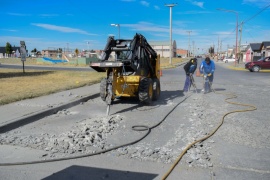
xmin=0 ymin=84 xmax=100 ymax=133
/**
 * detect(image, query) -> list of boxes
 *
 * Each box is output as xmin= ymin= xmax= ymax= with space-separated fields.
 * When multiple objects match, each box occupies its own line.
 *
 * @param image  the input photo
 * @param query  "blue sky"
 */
xmin=1 ymin=0 xmax=269 ymax=54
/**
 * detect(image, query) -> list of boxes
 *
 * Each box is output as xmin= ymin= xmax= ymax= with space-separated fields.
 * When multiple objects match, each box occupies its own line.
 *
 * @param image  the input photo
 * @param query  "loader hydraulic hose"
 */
xmin=162 ymin=90 xmax=257 ymax=180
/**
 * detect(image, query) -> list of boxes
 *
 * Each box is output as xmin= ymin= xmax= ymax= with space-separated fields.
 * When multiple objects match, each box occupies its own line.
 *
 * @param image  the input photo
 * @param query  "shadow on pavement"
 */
xmin=111 ymin=90 xmax=184 ymax=115
xmin=42 ymin=165 xmax=158 ymax=180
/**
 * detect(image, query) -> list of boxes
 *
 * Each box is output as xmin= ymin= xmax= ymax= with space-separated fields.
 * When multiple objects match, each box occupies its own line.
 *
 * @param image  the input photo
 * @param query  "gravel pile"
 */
xmin=0 ymin=92 xmax=226 ymax=168
xmin=110 ymin=94 xmax=224 ymax=168
xmin=0 ymin=115 xmax=124 ymax=158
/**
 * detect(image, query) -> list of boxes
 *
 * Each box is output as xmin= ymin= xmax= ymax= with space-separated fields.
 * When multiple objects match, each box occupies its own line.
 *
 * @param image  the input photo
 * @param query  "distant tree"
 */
xmin=31 ymin=48 xmax=37 ymax=52
xmin=5 ymin=42 xmax=12 ymax=54
xmin=75 ymin=48 xmax=80 ymax=57
xmin=208 ymin=47 xmax=214 ymax=56
xmin=90 ymin=49 xmax=95 ymax=53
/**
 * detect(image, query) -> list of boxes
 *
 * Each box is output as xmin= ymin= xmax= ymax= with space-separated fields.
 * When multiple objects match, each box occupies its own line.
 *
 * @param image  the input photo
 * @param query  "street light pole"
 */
xmin=165 ymin=3 xmax=177 ymax=65
xmin=87 ymin=41 xmax=89 ymax=52
xmin=217 ymin=8 xmax=238 ymax=66
xmin=111 ymin=24 xmax=120 ymax=39
xmin=186 ymin=30 xmax=192 ymax=57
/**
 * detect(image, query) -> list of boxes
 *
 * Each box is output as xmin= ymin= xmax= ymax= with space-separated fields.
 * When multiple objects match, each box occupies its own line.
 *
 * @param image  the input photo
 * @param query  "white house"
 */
xmin=149 ymin=41 xmax=177 ymax=58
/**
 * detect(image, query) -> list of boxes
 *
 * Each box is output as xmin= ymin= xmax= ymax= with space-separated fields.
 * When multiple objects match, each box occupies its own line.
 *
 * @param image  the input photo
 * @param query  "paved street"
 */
xmin=0 ymin=61 xmax=270 ymax=180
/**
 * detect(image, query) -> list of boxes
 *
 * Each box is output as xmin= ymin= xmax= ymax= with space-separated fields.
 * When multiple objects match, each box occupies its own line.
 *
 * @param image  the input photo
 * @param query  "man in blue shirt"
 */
xmin=200 ymin=57 xmax=215 ymax=93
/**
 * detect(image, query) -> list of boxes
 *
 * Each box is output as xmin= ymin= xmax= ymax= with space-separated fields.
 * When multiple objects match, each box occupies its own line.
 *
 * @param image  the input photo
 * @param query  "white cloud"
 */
xmin=140 ymin=1 xmax=150 ymax=7
xmin=31 ymin=23 xmax=96 ymax=36
xmin=154 ymin=5 xmax=160 ymax=10
xmin=192 ymin=1 xmax=204 ymax=8
xmin=1 ymin=29 xmax=17 ymax=32
xmin=216 ymin=31 xmax=236 ymax=35
xmin=39 ymin=14 xmax=59 ymax=17
xmin=0 ymin=36 xmax=42 ymax=48
xmin=122 ymin=22 xmax=167 ymax=33
xmin=7 ymin=13 xmax=31 ymax=16
xmin=177 ymin=10 xmax=212 ymax=15
xmin=0 ymin=35 xmax=99 ymax=51
xmin=122 ymin=21 xmax=189 ymax=36
xmin=185 ymin=0 xmax=204 ymax=8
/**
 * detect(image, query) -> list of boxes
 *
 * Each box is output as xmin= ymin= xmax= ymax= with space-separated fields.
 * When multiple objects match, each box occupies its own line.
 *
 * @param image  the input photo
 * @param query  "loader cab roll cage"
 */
xmin=92 ymin=33 xmax=157 ymax=77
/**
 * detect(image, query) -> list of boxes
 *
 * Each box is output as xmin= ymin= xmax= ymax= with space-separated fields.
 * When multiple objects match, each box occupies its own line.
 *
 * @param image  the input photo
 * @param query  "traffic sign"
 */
xmin=20 ymin=41 xmax=27 ymax=61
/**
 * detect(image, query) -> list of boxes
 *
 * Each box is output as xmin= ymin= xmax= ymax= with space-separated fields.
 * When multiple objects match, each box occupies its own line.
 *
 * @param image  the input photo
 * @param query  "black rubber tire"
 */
xmin=138 ymin=77 xmax=153 ymax=104
xmin=252 ymin=65 xmax=260 ymax=72
xmin=152 ymin=78 xmax=160 ymax=101
xmin=100 ymin=78 xmax=107 ymax=101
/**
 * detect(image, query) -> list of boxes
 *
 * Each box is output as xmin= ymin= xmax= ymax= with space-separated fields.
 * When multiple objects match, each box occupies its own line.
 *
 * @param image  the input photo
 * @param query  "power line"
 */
xmin=220 ymin=3 xmax=269 ymax=44
xmin=239 ymin=3 xmax=270 ymax=44
xmin=243 ymin=3 xmax=270 ymax=24
xmin=186 ymin=31 xmax=192 ymax=57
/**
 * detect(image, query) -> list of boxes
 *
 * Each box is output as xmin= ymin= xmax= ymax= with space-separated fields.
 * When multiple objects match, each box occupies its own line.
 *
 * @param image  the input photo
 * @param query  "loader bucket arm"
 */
xmin=100 ymin=36 xmax=115 ymax=61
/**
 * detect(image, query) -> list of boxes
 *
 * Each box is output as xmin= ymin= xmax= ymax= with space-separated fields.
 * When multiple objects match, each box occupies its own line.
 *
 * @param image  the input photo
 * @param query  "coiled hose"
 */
xmin=162 ymin=89 xmax=257 ymax=180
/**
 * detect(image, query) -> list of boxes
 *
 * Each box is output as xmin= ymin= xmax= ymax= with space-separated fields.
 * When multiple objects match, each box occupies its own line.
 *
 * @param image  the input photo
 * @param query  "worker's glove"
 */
xmin=200 ymin=74 xmax=204 ymax=77
xmin=207 ymin=73 xmax=212 ymax=76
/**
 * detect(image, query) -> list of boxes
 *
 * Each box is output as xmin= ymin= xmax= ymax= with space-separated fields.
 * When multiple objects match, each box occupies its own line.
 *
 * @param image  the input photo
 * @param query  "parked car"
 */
xmin=245 ymin=56 xmax=270 ymax=72
xmin=218 ymin=56 xmax=224 ymax=61
xmin=223 ymin=57 xmax=236 ymax=63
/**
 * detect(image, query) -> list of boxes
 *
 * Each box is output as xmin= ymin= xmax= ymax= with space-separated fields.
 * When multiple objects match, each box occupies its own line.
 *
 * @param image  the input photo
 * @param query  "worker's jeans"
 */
xmin=204 ymin=74 xmax=214 ymax=92
xmin=183 ymin=75 xmax=191 ymax=92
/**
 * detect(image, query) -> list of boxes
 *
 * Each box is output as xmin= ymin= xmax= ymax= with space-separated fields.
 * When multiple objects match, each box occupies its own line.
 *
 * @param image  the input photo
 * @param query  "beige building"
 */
xmin=149 ymin=41 xmax=177 ymax=58
xmin=176 ymin=49 xmax=188 ymax=58
xmin=41 ymin=49 xmax=59 ymax=57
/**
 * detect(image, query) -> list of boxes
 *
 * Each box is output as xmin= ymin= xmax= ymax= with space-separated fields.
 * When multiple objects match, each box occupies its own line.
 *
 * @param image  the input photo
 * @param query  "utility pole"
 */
xmin=187 ymin=30 xmax=192 ymax=57
xmin=220 ymin=40 xmax=222 ymax=52
xmin=213 ymin=43 xmax=215 ymax=57
xmin=192 ymin=41 xmax=195 ymax=57
xmin=111 ymin=24 xmax=120 ymax=39
xmin=239 ymin=21 xmax=243 ymax=62
xmin=165 ymin=3 xmax=177 ymax=64
xmin=216 ymin=8 xmax=238 ymax=66
xmin=217 ymin=36 xmax=220 ymax=58
xmin=67 ymin=43 xmax=69 ymax=54
xmin=87 ymin=41 xmax=90 ymax=52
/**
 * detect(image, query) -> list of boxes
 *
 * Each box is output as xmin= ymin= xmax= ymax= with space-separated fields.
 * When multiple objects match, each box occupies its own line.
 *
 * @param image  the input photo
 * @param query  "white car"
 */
xmin=223 ymin=57 xmax=236 ymax=63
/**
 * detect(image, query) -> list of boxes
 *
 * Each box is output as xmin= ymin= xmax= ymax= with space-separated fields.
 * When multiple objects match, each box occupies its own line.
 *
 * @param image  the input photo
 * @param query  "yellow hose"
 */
xmin=162 ymin=91 xmax=257 ymax=180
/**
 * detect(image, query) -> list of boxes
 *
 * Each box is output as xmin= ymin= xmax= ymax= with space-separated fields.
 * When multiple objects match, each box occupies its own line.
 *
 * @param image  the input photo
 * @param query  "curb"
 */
xmin=0 ymin=93 xmax=100 ymax=133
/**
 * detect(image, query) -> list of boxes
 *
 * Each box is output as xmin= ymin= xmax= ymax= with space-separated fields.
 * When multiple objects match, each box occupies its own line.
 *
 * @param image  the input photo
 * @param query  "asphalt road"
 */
xmin=0 ymin=61 xmax=269 ymax=180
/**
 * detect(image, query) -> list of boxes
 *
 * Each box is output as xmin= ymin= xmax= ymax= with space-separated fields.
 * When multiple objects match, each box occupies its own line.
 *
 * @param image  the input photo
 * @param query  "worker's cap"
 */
xmin=190 ymin=58 xmax=197 ymax=63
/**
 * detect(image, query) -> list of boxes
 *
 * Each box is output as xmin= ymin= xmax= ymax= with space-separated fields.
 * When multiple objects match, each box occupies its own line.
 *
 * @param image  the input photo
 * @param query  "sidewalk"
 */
xmin=0 ymin=84 xmax=100 ymax=133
